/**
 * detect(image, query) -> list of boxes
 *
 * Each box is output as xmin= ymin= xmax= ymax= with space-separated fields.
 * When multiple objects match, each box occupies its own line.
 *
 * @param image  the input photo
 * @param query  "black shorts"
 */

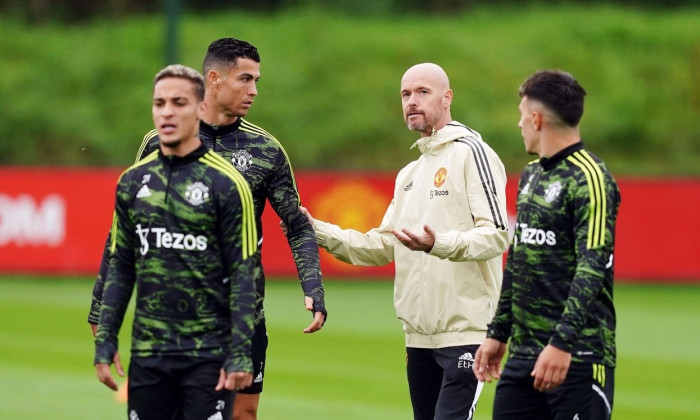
xmin=237 ymin=321 xmax=268 ymax=395
xmin=493 ymin=358 xmax=614 ymax=420
xmin=406 ymin=345 xmax=483 ymax=420
xmin=128 ymin=356 xmax=234 ymax=420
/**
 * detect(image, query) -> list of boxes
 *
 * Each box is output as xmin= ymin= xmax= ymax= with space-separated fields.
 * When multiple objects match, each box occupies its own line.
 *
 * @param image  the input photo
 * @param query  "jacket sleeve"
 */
xmin=94 ymin=174 xmax=136 ymax=365
xmin=429 ymin=143 xmax=509 ymax=261
xmin=87 ymin=130 xmax=160 ymax=325
xmin=549 ymin=168 xmax=619 ymax=352
xmin=266 ymin=146 xmax=326 ymax=317
xmin=219 ymin=176 xmax=258 ymax=374
xmin=314 ymin=199 xmax=396 ymax=266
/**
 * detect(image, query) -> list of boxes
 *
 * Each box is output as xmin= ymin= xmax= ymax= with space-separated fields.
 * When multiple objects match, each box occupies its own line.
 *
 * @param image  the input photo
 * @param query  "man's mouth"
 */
xmin=160 ymin=123 xmax=176 ymax=134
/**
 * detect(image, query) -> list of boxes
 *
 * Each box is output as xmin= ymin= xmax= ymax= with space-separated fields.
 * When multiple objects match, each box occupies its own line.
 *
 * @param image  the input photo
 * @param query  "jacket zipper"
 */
xmin=164 ymin=156 xmax=173 ymax=204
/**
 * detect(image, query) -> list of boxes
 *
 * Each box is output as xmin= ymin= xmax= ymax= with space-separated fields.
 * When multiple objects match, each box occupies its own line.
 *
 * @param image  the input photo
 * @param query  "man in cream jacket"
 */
xmin=298 ymin=63 xmax=509 ymax=420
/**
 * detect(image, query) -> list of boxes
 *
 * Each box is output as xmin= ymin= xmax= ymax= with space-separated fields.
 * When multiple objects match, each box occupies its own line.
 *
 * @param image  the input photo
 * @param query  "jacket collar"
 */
xmin=410 ymin=121 xmax=480 ymax=155
xmin=158 ymin=141 xmax=208 ymax=166
xmin=199 ymin=118 xmax=242 ymax=137
xmin=540 ymin=142 xmax=585 ymax=170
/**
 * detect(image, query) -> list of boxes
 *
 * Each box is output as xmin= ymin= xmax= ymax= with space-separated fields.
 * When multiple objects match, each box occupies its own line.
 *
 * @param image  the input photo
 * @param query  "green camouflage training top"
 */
xmin=94 ymin=144 xmax=258 ymax=374
xmin=89 ymin=118 xmax=325 ymax=326
xmin=487 ymin=142 xmax=621 ymax=367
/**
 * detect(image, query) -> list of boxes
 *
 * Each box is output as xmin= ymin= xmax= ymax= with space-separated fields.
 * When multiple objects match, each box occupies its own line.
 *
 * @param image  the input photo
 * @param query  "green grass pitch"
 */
xmin=0 ymin=276 xmax=698 ymax=419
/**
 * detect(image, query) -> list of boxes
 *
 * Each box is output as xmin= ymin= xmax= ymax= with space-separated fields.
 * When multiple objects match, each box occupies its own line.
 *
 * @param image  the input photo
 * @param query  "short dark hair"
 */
xmin=154 ymin=64 xmax=205 ymax=101
xmin=519 ymin=70 xmax=586 ymax=127
xmin=202 ymin=38 xmax=260 ymax=74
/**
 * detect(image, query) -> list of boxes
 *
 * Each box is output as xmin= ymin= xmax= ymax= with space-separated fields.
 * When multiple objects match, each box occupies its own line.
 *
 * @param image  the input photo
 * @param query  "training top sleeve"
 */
xmin=87 ymin=130 xmax=161 ymax=325
xmin=94 ymin=170 xmax=137 ymax=365
xmin=266 ymin=144 xmax=327 ymax=318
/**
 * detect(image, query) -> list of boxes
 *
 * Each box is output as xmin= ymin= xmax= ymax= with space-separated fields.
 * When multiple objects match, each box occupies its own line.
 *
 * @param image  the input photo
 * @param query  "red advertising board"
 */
xmin=0 ymin=167 xmax=117 ymax=274
xmin=1 ymin=166 xmax=699 ymax=281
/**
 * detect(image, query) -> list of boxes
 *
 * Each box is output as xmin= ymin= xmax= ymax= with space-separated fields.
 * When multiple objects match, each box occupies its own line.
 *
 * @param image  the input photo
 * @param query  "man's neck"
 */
xmin=161 ymin=137 xmax=202 ymax=157
xmin=540 ymin=128 xmax=580 ymax=158
xmin=201 ymin=101 xmax=239 ymax=127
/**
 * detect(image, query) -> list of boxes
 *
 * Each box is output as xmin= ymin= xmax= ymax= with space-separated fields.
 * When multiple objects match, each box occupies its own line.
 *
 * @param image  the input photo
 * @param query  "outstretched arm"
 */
xmin=267 ymin=152 xmax=327 ymax=332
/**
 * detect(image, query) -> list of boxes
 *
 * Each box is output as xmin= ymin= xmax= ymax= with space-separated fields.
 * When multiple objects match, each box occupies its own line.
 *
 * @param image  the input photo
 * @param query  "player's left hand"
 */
xmin=216 ymin=369 xmax=253 ymax=392
xmin=531 ymin=344 xmax=572 ymax=392
xmin=303 ymin=296 xmax=325 ymax=333
xmin=391 ymin=225 xmax=436 ymax=252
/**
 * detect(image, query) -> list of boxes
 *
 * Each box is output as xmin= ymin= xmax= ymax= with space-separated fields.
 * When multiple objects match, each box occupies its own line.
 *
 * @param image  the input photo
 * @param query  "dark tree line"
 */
xmin=0 ymin=0 xmax=695 ymax=24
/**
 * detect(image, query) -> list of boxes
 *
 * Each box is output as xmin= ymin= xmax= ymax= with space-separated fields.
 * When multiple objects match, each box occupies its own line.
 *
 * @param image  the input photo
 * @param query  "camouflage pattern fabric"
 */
xmin=488 ymin=142 xmax=620 ymax=367
xmin=94 ymin=145 xmax=257 ymax=374
xmin=89 ymin=118 xmax=325 ymax=326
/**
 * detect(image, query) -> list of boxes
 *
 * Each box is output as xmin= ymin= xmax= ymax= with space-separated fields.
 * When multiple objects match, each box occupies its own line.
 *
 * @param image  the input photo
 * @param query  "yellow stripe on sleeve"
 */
xmin=240 ymin=120 xmax=302 ymax=206
xmin=134 ymin=129 xmax=159 ymax=164
xmin=199 ymin=152 xmax=258 ymax=259
xmin=567 ymin=151 xmax=607 ymax=248
xmin=109 ymin=210 xmax=118 ymax=254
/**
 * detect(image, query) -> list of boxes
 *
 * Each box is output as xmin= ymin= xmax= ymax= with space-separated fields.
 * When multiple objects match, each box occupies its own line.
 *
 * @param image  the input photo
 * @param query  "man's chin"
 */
xmin=406 ymin=122 xmax=426 ymax=132
xmin=160 ymin=139 xmax=181 ymax=149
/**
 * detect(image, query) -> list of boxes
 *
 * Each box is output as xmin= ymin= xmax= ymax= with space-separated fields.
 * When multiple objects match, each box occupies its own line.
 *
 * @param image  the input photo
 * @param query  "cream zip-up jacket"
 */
xmin=314 ymin=122 xmax=509 ymax=348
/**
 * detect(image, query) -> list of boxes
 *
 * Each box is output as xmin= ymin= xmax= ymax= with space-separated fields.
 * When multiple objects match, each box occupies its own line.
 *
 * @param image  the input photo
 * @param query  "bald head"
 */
xmin=401 ymin=63 xmax=451 ymax=91
xmin=400 ymin=63 xmax=453 ymax=136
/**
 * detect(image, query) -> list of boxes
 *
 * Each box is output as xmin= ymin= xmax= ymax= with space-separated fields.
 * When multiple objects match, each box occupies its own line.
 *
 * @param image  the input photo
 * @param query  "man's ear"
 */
xmin=532 ymin=111 xmax=543 ymax=131
xmin=443 ymin=89 xmax=453 ymax=106
xmin=207 ymin=70 xmax=219 ymax=88
xmin=198 ymin=101 xmax=207 ymax=118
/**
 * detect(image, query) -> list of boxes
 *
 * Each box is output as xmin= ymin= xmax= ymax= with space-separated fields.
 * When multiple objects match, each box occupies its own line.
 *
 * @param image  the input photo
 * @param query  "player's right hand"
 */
xmin=473 ymin=338 xmax=506 ymax=382
xmin=92 ymin=325 xmax=125 ymax=377
xmin=96 ymin=363 xmax=119 ymax=391
xmin=216 ymin=369 xmax=253 ymax=391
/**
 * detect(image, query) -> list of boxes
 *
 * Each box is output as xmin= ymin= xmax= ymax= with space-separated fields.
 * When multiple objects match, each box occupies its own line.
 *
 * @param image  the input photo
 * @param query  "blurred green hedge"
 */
xmin=0 ymin=4 xmax=698 ymax=175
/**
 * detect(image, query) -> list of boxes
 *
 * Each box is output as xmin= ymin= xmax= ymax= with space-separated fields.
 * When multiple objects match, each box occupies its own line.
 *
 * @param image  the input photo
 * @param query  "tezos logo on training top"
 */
xmin=515 ymin=223 xmax=556 ymax=246
xmin=232 ymin=150 xmax=253 ymax=172
xmin=433 ymin=167 xmax=447 ymax=187
xmin=135 ymin=224 xmax=207 ymax=255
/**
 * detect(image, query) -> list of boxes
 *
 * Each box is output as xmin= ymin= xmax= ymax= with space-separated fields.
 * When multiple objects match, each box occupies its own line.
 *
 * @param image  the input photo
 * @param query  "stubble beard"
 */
xmin=406 ymin=114 xmax=431 ymax=133
xmin=406 ymin=120 xmax=427 ymax=133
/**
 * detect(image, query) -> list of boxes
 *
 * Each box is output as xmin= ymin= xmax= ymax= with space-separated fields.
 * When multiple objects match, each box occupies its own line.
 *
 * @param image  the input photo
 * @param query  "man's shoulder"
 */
xmin=239 ymin=118 xmax=279 ymax=144
xmin=135 ymin=129 xmax=161 ymax=163
xmin=117 ymin=154 xmax=158 ymax=187
xmin=198 ymin=150 xmax=249 ymax=188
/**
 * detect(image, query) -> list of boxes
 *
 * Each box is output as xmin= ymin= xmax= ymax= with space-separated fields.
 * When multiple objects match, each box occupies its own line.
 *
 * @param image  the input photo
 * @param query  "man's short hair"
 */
xmin=202 ymin=38 xmax=260 ymax=75
xmin=154 ymin=64 xmax=205 ymax=101
xmin=519 ymin=70 xmax=586 ymax=127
